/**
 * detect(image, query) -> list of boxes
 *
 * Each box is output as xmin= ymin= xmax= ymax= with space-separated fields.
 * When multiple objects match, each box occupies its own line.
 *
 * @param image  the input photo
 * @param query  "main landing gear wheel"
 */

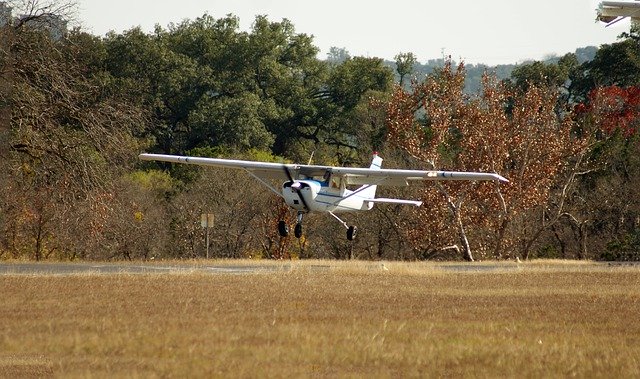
xmin=347 ymin=226 xmax=357 ymax=241
xmin=278 ymin=220 xmax=289 ymax=237
xmin=329 ymin=211 xmax=357 ymax=241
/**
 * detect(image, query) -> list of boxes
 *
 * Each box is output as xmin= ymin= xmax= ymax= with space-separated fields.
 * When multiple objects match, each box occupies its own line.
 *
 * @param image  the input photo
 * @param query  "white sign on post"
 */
xmin=200 ymin=213 xmax=214 ymax=259
xmin=200 ymin=213 xmax=215 ymax=228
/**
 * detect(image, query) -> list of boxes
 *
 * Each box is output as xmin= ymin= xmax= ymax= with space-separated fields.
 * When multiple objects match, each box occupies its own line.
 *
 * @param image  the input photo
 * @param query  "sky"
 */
xmin=75 ymin=0 xmax=628 ymax=65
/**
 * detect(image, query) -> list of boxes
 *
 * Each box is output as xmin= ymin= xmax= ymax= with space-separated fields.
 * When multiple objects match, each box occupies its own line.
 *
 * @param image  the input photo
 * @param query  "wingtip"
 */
xmin=497 ymin=175 xmax=509 ymax=183
xmin=139 ymin=153 xmax=154 ymax=160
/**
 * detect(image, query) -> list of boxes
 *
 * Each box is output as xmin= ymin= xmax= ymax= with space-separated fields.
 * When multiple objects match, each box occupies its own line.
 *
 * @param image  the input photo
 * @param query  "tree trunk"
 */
xmin=34 ymin=213 xmax=44 ymax=261
xmin=493 ymin=218 xmax=509 ymax=259
xmin=0 ymin=27 xmax=13 ymax=159
xmin=443 ymin=191 xmax=474 ymax=262
xmin=578 ymin=222 xmax=588 ymax=260
xmin=562 ymin=213 xmax=589 ymax=260
xmin=454 ymin=207 xmax=473 ymax=262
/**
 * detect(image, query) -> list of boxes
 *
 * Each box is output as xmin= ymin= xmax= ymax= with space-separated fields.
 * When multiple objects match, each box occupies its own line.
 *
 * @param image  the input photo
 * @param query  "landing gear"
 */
xmin=278 ymin=211 xmax=358 ymax=241
xmin=330 ymin=212 xmax=357 ymax=241
xmin=278 ymin=220 xmax=289 ymax=237
xmin=279 ymin=212 xmax=305 ymax=239
xmin=347 ymin=226 xmax=357 ymax=241
xmin=295 ymin=212 xmax=304 ymax=238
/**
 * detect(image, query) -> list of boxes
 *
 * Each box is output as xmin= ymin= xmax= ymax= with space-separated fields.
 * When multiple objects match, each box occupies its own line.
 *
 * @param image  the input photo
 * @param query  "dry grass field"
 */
xmin=1 ymin=260 xmax=639 ymax=378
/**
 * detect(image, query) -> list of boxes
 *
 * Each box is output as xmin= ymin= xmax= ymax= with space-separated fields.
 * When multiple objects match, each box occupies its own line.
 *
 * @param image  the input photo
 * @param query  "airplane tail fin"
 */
xmin=357 ymin=153 xmax=382 ymax=200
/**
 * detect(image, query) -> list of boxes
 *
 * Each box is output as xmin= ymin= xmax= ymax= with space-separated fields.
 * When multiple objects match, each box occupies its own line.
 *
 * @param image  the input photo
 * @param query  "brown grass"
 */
xmin=1 ymin=261 xmax=639 ymax=377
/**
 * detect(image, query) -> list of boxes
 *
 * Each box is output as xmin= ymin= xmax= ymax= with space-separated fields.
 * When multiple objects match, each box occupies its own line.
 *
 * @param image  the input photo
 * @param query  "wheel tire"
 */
xmin=294 ymin=223 xmax=303 ymax=238
xmin=347 ymin=226 xmax=357 ymax=241
xmin=278 ymin=220 xmax=289 ymax=237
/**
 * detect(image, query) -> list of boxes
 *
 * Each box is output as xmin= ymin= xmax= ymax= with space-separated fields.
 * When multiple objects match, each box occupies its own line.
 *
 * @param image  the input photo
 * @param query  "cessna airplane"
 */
xmin=139 ymin=153 xmax=508 ymax=240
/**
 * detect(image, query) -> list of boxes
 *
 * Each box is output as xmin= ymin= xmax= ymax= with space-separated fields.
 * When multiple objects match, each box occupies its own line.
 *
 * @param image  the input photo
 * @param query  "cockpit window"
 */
xmin=321 ymin=171 xmax=341 ymax=188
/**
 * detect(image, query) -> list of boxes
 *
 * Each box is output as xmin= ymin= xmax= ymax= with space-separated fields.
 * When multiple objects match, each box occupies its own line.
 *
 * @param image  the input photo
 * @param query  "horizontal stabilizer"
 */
xmin=364 ymin=198 xmax=423 ymax=207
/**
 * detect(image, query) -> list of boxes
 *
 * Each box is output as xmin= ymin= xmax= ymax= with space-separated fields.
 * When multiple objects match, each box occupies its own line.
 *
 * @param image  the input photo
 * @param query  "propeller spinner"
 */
xmin=282 ymin=166 xmax=310 ymax=210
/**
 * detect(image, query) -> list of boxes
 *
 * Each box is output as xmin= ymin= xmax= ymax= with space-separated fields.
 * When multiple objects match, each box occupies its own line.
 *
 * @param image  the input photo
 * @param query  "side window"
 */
xmin=322 ymin=171 xmax=331 ymax=187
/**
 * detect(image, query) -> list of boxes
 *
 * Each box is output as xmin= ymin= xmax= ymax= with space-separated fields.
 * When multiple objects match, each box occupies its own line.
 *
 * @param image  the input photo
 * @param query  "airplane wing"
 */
xmin=138 ymin=153 xmax=508 ymax=185
xmin=329 ymin=166 xmax=508 ymax=186
xmin=364 ymin=198 xmax=423 ymax=207
xmin=139 ymin=153 xmax=317 ymax=181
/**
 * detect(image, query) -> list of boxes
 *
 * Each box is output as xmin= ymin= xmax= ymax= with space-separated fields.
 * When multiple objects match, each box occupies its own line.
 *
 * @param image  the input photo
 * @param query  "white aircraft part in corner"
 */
xmin=139 ymin=153 xmax=508 ymax=241
xmin=597 ymin=1 xmax=640 ymax=27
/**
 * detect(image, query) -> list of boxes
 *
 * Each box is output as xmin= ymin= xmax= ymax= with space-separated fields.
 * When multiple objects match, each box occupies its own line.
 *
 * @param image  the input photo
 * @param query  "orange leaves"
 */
xmin=504 ymin=86 xmax=573 ymax=207
xmin=384 ymin=58 xmax=585 ymax=258
xmin=386 ymin=61 xmax=469 ymax=165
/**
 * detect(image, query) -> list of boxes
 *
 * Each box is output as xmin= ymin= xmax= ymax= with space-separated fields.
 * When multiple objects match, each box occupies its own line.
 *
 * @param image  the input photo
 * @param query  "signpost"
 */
xmin=200 ymin=213 xmax=215 ymax=259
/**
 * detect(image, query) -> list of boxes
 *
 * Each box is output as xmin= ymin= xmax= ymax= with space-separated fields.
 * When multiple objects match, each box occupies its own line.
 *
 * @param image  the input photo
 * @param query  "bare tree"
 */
xmin=0 ymin=5 xmax=148 ymax=259
xmin=8 ymin=0 xmax=76 ymax=30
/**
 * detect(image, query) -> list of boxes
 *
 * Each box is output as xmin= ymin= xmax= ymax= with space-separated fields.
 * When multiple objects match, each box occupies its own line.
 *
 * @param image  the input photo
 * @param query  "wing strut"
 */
xmin=246 ymin=170 xmax=283 ymax=198
xmin=328 ymin=211 xmax=349 ymax=229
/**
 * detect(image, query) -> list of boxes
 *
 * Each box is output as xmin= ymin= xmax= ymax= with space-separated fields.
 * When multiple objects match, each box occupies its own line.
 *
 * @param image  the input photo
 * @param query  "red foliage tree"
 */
xmin=569 ymin=85 xmax=640 ymax=259
xmin=575 ymin=85 xmax=640 ymax=138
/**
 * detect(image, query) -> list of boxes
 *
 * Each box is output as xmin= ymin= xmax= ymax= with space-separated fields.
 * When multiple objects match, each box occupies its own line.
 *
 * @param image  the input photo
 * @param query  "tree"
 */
xmin=242 ymin=15 xmax=328 ymax=157
xmin=386 ymin=60 xmax=586 ymax=261
xmin=316 ymin=57 xmax=394 ymax=162
xmin=570 ymin=85 xmax=640 ymax=260
xmin=99 ymin=14 xmax=398 ymax=164
xmin=167 ymin=152 xmax=291 ymax=259
xmin=104 ymin=14 xmax=338 ymax=159
xmin=0 ymin=15 xmax=11 ymax=160
xmin=327 ymin=47 xmax=350 ymax=64
xmin=89 ymin=171 xmax=173 ymax=260
xmin=187 ymin=93 xmax=275 ymax=151
xmin=103 ymin=26 xmax=211 ymax=155
xmin=394 ymin=52 xmax=417 ymax=86
xmin=0 ymin=20 xmax=147 ymax=259
xmin=8 ymin=0 xmax=76 ymax=30
xmin=386 ymin=61 xmax=481 ymax=260
xmin=570 ymin=38 xmax=640 ymax=102
xmin=262 ymin=54 xmax=395 ymax=163
xmin=509 ymin=53 xmax=579 ymax=105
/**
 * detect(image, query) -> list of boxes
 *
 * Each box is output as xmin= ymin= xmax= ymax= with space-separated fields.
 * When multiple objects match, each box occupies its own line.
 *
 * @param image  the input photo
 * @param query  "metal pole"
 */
xmin=201 ymin=213 xmax=214 ymax=259
xmin=206 ymin=222 xmax=210 ymax=259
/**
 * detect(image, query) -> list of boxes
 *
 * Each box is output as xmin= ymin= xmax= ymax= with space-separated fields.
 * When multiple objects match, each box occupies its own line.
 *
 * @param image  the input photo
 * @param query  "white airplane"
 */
xmin=597 ymin=1 xmax=640 ymax=26
xmin=139 ymin=153 xmax=508 ymax=240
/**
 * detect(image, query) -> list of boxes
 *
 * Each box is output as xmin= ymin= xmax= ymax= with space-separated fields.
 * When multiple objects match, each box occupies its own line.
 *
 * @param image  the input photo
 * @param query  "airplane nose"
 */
xmin=291 ymin=182 xmax=302 ymax=190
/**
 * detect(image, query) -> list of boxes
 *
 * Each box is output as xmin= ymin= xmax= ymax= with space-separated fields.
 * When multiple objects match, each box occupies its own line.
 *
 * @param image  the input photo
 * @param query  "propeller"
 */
xmin=282 ymin=165 xmax=310 ymax=210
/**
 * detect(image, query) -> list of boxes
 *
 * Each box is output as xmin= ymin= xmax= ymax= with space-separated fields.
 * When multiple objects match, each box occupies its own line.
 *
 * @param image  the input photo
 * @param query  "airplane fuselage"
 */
xmin=282 ymin=180 xmax=373 ymax=213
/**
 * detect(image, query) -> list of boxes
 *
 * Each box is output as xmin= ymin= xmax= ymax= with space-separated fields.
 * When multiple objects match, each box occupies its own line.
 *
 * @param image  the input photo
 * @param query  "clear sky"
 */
xmin=76 ymin=0 xmax=628 ymax=65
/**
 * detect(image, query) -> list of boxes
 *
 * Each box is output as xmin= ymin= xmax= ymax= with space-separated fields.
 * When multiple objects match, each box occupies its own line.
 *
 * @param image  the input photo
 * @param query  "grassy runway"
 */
xmin=1 ymin=260 xmax=639 ymax=377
